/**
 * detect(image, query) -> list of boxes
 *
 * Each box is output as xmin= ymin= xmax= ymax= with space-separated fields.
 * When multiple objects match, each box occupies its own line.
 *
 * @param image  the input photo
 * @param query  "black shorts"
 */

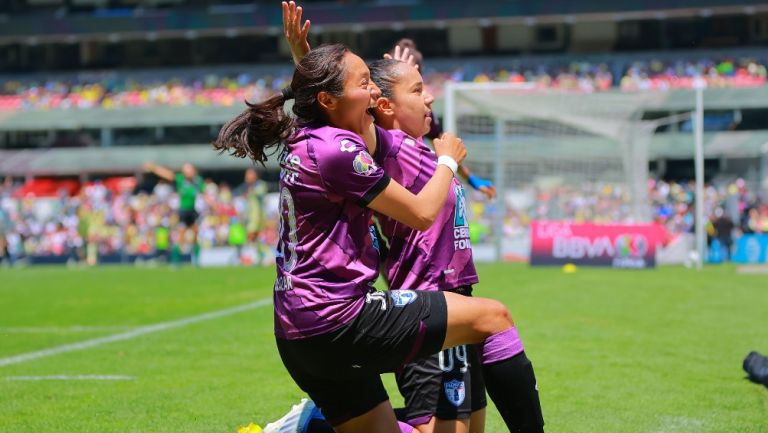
xmin=396 ymin=286 xmax=487 ymax=425
xmin=178 ymin=209 xmax=198 ymax=227
xmin=275 ymin=289 xmax=448 ymax=426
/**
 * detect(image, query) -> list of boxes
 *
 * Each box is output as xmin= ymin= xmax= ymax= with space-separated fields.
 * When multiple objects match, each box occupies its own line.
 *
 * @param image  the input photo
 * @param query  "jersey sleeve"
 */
xmin=314 ymin=131 xmax=391 ymax=207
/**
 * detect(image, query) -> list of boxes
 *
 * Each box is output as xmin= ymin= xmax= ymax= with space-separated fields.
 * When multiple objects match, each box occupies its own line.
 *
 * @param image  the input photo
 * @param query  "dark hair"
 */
xmin=369 ymin=59 xmax=405 ymax=100
xmin=213 ymin=44 xmax=349 ymax=164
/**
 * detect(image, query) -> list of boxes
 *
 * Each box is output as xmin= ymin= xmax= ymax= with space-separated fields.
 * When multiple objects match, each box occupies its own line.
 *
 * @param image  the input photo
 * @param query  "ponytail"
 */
xmin=213 ymin=90 xmax=295 ymax=165
xmin=215 ymin=43 xmax=350 ymax=164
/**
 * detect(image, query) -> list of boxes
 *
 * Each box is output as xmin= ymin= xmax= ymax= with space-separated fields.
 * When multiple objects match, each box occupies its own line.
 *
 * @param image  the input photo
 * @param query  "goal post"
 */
xmin=442 ymin=82 xmax=657 ymax=261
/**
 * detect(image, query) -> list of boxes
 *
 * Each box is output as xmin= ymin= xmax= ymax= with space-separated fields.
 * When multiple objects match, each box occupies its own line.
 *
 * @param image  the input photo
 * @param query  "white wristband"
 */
xmin=437 ymin=156 xmax=458 ymax=176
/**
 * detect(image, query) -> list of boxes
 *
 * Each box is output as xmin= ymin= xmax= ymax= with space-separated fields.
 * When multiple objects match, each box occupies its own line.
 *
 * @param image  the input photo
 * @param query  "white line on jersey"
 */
xmin=0 ymin=298 xmax=272 ymax=368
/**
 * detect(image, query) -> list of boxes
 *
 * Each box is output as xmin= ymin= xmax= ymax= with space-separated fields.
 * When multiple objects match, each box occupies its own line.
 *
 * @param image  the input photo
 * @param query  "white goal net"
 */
xmin=443 ymin=82 xmax=659 ymax=260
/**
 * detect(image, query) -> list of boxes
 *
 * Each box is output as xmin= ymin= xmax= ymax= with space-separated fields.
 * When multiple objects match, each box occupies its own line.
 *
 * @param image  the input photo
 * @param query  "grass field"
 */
xmin=1 ymin=263 xmax=767 ymax=433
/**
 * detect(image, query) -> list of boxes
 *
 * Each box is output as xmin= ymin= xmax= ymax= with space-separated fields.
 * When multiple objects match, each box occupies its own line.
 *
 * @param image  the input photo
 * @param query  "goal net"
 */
xmin=443 ymin=82 xmax=659 ymax=261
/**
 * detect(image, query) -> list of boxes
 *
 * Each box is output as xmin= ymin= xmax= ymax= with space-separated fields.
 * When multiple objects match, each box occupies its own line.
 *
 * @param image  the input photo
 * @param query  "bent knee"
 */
xmin=476 ymin=299 xmax=514 ymax=335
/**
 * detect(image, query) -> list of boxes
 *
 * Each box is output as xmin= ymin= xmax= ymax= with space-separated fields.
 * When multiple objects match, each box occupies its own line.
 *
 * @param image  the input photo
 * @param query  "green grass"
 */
xmin=0 ymin=264 xmax=766 ymax=433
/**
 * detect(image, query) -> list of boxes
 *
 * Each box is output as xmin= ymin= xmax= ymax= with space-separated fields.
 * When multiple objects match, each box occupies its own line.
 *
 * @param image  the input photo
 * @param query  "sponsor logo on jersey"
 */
xmin=340 ymin=138 xmax=356 ymax=153
xmin=389 ymin=290 xmax=417 ymax=307
xmin=453 ymin=184 xmax=471 ymax=250
xmin=444 ymin=379 xmax=466 ymax=407
xmin=353 ymin=151 xmax=378 ymax=176
xmin=369 ymin=225 xmax=380 ymax=252
xmin=454 ymin=184 xmax=467 ymax=228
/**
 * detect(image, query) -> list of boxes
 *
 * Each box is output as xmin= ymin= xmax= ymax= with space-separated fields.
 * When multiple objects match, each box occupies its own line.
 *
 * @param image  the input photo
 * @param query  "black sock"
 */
xmin=306 ymin=418 xmax=336 ymax=433
xmin=482 ymin=351 xmax=544 ymax=433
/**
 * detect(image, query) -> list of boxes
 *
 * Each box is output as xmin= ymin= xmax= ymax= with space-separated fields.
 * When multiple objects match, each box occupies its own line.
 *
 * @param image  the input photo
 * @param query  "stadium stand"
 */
xmin=0 ymin=173 xmax=277 ymax=264
xmin=1 ymin=51 xmax=766 ymax=112
xmin=1 ymin=175 xmax=765 ymax=263
xmin=1 ymin=0 xmax=767 ymax=265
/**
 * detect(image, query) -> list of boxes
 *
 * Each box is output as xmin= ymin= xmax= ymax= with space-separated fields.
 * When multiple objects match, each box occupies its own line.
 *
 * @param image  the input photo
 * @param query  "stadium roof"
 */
xmin=0 ymin=1 xmax=766 ymax=42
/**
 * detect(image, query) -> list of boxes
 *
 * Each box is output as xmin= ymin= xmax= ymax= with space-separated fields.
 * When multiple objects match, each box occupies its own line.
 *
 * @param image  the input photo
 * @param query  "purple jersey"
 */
xmin=374 ymin=128 xmax=478 ymax=292
xmin=274 ymin=125 xmax=390 ymax=340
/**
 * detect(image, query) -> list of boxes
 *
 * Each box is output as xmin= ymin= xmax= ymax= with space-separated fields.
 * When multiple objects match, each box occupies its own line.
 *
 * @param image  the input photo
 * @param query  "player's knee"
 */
xmin=476 ymin=299 xmax=514 ymax=335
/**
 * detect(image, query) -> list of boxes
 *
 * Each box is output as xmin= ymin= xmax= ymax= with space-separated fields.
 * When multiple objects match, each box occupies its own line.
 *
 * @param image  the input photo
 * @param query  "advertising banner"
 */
xmin=732 ymin=234 xmax=768 ymax=264
xmin=530 ymin=221 xmax=665 ymax=269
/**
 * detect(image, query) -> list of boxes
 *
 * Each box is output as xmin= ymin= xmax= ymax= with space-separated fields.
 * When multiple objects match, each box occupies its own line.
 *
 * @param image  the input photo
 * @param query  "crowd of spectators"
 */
xmin=0 ymin=73 xmax=287 ymax=111
xmin=1 ymin=56 xmax=765 ymax=111
xmin=1 ymin=174 xmax=766 ymax=264
xmin=465 ymin=178 xmax=767 ymax=245
xmin=0 ymin=175 xmax=278 ymax=265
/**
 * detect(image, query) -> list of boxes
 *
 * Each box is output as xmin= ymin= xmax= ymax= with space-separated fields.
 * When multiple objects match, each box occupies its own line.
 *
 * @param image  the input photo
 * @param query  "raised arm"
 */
xmin=368 ymin=133 xmax=467 ymax=230
xmin=143 ymin=162 xmax=175 ymax=182
xmin=282 ymin=1 xmax=311 ymax=65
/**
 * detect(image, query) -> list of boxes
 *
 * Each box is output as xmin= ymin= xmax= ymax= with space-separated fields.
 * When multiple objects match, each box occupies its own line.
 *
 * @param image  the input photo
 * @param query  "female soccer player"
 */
xmin=215 ymin=44 xmax=540 ymax=433
xmin=278 ymin=4 xmax=544 ymax=433
xmin=369 ymin=58 xmax=489 ymax=433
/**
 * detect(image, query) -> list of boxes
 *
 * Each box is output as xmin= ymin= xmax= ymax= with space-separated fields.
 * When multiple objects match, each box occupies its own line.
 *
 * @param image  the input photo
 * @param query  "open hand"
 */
xmin=383 ymin=45 xmax=419 ymax=70
xmin=282 ymin=1 xmax=311 ymax=64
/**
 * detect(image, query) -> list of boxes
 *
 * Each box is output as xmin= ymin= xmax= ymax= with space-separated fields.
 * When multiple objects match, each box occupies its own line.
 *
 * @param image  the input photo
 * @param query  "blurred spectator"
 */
xmin=711 ymin=207 xmax=735 ymax=261
xmin=233 ymin=168 xmax=270 ymax=266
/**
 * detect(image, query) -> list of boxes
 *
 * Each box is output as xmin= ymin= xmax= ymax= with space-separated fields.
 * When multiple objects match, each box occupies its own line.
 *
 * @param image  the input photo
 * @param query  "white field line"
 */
xmin=6 ymin=375 xmax=136 ymax=381
xmin=0 ymin=326 xmax=138 ymax=334
xmin=0 ymin=298 xmax=271 ymax=368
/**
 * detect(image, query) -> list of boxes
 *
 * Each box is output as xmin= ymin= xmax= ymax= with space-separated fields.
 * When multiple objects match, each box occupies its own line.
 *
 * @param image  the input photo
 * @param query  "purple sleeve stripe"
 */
xmin=358 ymin=175 xmax=391 ymax=207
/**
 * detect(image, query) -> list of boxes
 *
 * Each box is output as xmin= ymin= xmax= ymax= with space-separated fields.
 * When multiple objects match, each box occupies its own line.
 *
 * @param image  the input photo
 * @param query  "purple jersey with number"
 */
xmin=274 ymin=124 xmax=390 ymax=340
xmin=374 ymin=129 xmax=478 ymax=292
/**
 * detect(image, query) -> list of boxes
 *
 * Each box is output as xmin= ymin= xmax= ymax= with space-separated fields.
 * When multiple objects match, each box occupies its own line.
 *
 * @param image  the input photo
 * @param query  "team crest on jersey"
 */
xmin=390 ymin=290 xmax=417 ymax=307
xmin=353 ymin=151 xmax=378 ymax=176
xmin=444 ymin=379 xmax=466 ymax=407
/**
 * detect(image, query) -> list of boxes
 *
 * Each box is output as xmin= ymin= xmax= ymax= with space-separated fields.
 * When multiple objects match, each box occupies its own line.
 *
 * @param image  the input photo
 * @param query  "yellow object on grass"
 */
xmin=237 ymin=422 xmax=263 ymax=433
xmin=562 ymin=263 xmax=578 ymax=273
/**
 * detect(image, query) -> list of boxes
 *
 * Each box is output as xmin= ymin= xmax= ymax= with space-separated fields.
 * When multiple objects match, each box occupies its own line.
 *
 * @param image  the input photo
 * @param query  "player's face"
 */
xmin=182 ymin=163 xmax=196 ymax=178
xmin=390 ymin=63 xmax=434 ymax=138
xmin=331 ymin=52 xmax=381 ymax=136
